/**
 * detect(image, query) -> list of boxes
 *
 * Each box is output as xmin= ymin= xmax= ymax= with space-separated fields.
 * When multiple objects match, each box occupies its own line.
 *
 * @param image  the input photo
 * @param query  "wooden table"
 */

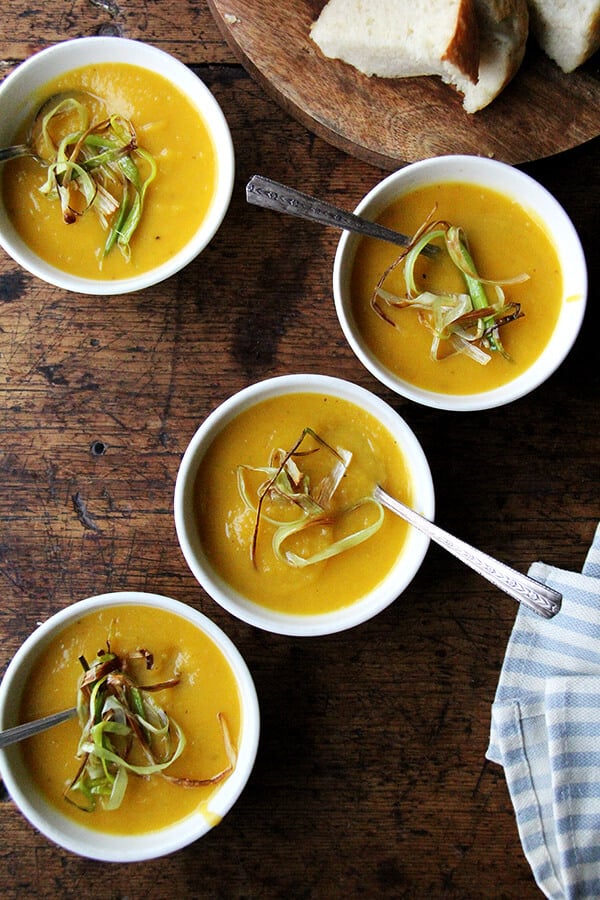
xmin=0 ymin=3 xmax=598 ymax=898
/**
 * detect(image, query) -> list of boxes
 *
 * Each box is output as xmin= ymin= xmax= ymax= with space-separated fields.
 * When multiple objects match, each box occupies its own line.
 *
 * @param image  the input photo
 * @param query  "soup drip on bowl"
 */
xmin=0 ymin=592 xmax=259 ymax=862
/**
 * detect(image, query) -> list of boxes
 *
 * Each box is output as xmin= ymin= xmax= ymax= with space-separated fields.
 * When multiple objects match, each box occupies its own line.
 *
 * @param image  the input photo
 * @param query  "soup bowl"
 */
xmin=174 ymin=374 xmax=435 ymax=637
xmin=0 ymin=591 xmax=260 ymax=862
xmin=0 ymin=37 xmax=234 ymax=294
xmin=333 ymin=155 xmax=587 ymax=411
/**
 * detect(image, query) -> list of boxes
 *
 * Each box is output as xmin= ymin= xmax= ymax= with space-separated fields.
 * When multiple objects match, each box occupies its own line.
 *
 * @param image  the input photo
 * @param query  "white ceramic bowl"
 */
xmin=333 ymin=155 xmax=587 ymax=411
xmin=0 ymin=37 xmax=234 ymax=294
xmin=174 ymin=374 xmax=435 ymax=637
xmin=0 ymin=591 xmax=260 ymax=862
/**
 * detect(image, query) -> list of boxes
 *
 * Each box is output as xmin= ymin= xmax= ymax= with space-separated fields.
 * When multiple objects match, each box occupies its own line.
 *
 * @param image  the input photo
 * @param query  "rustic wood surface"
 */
xmin=0 ymin=2 xmax=598 ymax=898
xmin=209 ymin=0 xmax=600 ymax=168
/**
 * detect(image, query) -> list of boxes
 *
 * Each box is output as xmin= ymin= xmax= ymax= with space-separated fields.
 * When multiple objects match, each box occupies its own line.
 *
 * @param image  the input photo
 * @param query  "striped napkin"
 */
xmin=487 ymin=523 xmax=600 ymax=899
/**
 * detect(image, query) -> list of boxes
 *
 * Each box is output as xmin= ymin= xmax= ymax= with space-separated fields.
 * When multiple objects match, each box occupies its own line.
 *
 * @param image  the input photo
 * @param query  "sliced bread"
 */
xmin=526 ymin=0 xmax=600 ymax=72
xmin=310 ymin=0 xmax=529 ymax=112
xmin=310 ymin=0 xmax=480 ymax=99
xmin=461 ymin=0 xmax=529 ymax=113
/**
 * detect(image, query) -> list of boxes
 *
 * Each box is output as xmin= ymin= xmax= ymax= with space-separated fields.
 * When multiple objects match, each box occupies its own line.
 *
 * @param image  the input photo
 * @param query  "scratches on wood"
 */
xmin=72 ymin=491 xmax=101 ymax=532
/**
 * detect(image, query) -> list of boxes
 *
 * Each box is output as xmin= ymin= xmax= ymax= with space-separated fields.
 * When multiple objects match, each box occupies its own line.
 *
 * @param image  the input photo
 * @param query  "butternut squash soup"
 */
xmin=19 ymin=605 xmax=241 ymax=835
xmin=2 ymin=63 xmax=217 ymax=280
xmin=350 ymin=182 xmax=563 ymax=395
xmin=194 ymin=392 xmax=413 ymax=616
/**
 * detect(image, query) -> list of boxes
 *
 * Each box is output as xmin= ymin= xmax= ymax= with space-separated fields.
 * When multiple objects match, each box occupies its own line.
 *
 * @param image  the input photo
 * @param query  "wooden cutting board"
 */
xmin=208 ymin=0 xmax=600 ymax=169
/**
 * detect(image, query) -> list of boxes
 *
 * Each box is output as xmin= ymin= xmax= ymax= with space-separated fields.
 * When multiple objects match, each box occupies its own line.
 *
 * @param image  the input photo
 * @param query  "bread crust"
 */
xmin=459 ymin=0 xmax=529 ymax=111
xmin=310 ymin=0 xmax=531 ymax=111
xmin=442 ymin=0 xmax=481 ymax=83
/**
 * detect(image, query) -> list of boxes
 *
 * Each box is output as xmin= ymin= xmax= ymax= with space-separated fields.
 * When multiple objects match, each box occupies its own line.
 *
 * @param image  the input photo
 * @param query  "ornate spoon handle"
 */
xmin=374 ymin=485 xmax=561 ymax=619
xmin=0 ymin=706 xmax=77 ymax=749
xmin=246 ymin=174 xmax=437 ymax=257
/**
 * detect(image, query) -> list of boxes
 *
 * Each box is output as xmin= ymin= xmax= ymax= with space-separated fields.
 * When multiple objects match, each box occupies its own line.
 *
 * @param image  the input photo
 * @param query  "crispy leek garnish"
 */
xmin=36 ymin=97 xmax=156 ymax=264
xmin=237 ymin=427 xmax=384 ymax=569
xmin=65 ymin=643 xmax=236 ymax=812
xmin=371 ymin=212 xmax=528 ymax=365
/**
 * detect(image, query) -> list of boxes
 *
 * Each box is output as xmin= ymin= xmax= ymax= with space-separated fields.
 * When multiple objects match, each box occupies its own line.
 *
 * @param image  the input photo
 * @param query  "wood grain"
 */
xmin=0 ymin=2 xmax=598 ymax=898
xmin=0 ymin=0 xmax=237 ymax=81
xmin=209 ymin=0 xmax=600 ymax=168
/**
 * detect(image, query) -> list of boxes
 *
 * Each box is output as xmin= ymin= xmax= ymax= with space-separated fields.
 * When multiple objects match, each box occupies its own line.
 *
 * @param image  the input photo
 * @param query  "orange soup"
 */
xmin=350 ymin=182 xmax=563 ymax=395
xmin=195 ymin=392 xmax=413 ymax=616
xmin=2 ymin=63 xmax=217 ymax=280
xmin=20 ymin=605 xmax=241 ymax=835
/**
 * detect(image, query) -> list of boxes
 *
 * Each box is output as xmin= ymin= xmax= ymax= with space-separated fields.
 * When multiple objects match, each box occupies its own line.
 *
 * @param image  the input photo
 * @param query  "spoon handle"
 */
xmin=0 ymin=706 xmax=77 ymax=750
xmin=0 ymin=144 xmax=32 ymax=163
xmin=374 ymin=486 xmax=561 ymax=619
xmin=246 ymin=174 xmax=436 ymax=256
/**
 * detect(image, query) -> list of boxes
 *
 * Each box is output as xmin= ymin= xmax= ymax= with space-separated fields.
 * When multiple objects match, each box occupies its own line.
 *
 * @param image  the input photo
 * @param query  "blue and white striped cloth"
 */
xmin=488 ymin=523 xmax=600 ymax=899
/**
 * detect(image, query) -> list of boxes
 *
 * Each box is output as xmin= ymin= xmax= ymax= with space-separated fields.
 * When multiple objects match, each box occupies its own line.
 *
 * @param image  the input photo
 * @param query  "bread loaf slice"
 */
xmin=310 ymin=0 xmax=480 ymax=101
xmin=526 ymin=0 xmax=600 ymax=72
xmin=461 ymin=0 xmax=528 ymax=113
xmin=310 ymin=0 xmax=529 ymax=112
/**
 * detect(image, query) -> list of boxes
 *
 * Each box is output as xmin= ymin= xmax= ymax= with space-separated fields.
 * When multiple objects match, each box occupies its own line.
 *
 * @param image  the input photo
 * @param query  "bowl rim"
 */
xmin=333 ymin=154 xmax=588 ymax=412
xmin=0 ymin=590 xmax=260 ymax=862
xmin=174 ymin=373 xmax=435 ymax=637
xmin=0 ymin=36 xmax=235 ymax=295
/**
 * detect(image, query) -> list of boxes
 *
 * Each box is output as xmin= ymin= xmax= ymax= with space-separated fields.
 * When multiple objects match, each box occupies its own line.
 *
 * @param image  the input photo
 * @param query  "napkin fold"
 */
xmin=488 ymin=523 xmax=600 ymax=900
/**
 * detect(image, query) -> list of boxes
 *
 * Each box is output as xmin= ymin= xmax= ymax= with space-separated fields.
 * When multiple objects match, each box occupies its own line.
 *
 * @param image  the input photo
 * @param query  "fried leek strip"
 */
xmin=371 ymin=214 xmax=528 ymax=365
xmin=65 ymin=644 xmax=236 ymax=812
xmin=237 ymin=427 xmax=384 ymax=569
xmin=36 ymin=97 xmax=156 ymax=264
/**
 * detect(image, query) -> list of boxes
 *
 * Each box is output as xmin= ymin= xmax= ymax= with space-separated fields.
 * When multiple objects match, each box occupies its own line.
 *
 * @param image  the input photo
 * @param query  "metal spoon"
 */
xmin=0 ymin=90 xmax=93 ymax=164
xmin=246 ymin=174 xmax=438 ymax=258
xmin=0 ymin=706 xmax=77 ymax=750
xmin=374 ymin=485 xmax=562 ymax=619
xmin=0 ymin=505 xmax=559 ymax=753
